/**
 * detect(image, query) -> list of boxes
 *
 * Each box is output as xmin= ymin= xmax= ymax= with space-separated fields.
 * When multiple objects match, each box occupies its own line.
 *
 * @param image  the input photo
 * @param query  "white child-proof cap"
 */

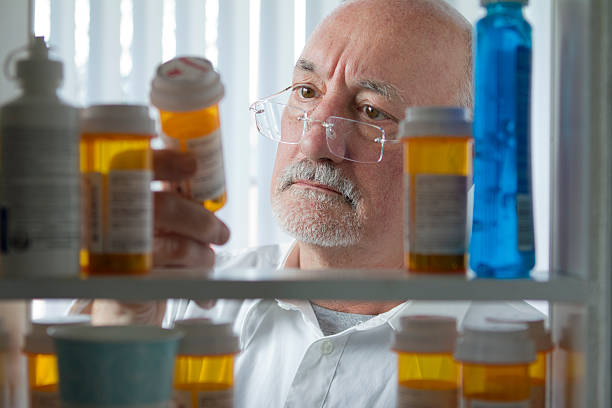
xmin=174 ymin=318 xmax=239 ymax=356
xmin=393 ymin=315 xmax=458 ymax=353
xmin=486 ymin=315 xmax=553 ymax=353
xmin=81 ymin=104 xmax=156 ymax=135
xmin=399 ymin=106 xmax=472 ymax=138
xmin=150 ymin=57 xmax=225 ymax=112
xmin=23 ymin=315 xmax=91 ymax=354
xmin=454 ymin=322 xmax=536 ymax=365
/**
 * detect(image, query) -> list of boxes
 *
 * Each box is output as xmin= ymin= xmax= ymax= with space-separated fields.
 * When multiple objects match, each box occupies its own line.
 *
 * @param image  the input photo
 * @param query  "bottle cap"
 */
xmin=399 ymin=106 xmax=472 ymax=138
xmin=481 ymin=0 xmax=528 ymax=5
xmin=16 ymin=36 xmax=63 ymax=91
xmin=173 ymin=318 xmax=239 ymax=356
xmin=393 ymin=315 xmax=458 ymax=353
xmin=23 ymin=315 xmax=91 ymax=354
xmin=81 ymin=104 xmax=156 ymax=135
xmin=486 ymin=316 xmax=553 ymax=353
xmin=454 ymin=322 xmax=536 ymax=364
xmin=150 ymin=57 xmax=225 ymax=112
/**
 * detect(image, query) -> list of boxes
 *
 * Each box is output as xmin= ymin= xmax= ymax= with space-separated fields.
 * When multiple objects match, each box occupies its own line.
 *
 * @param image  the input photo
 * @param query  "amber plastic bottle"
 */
xmin=399 ymin=107 xmax=472 ymax=273
xmin=455 ymin=323 xmax=535 ymax=407
xmin=172 ymin=318 xmax=239 ymax=408
xmin=150 ymin=57 xmax=227 ymax=212
xmin=80 ymin=104 xmax=155 ymax=276
xmin=393 ymin=315 xmax=459 ymax=407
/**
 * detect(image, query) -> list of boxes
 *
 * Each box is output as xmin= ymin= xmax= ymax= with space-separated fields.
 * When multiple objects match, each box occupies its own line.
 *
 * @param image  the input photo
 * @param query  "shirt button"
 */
xmin=320 ymin=340 xmax=334 ymax=355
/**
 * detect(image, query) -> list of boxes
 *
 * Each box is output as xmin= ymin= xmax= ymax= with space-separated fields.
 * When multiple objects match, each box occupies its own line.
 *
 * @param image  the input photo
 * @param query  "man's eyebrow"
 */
xmin=296 ymin=58 xmax=315 ymax=72
xmin=358 ymin=79 xmax=405 ymax=103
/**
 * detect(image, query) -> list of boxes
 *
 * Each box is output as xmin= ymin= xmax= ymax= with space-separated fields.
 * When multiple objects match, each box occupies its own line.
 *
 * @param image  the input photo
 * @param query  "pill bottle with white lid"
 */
xmin=80 ymin=104 xmax=155 ymax=276
xmin=399 ymin=106 xmax=473 ymax=274
xmin=392 ymin=315 xmax=459 ymax=407
xmin=487 ymin=316 xmax=552 ymax=408
xmin=0 ymin=320 xmax=8 ymax=408
xmin=173 ymin=318 xmax=239 ymax=408
xmin=150 ymin=57 xmax=227 ymax=212
xmin=22 ymin=316 xmax=91 ymax=408
xmin=455 ymin=322 xmax=535 ymax=407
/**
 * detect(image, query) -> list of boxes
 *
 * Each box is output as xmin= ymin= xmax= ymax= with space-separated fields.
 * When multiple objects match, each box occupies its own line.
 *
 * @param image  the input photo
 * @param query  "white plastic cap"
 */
xmin=486 ymin=316 xmax=553 ymax=353
xmin=174 ymin=318 xmax=239 ymax=356
xmin=481 ymin=0 xmax=528 ymax=5
xmin=399 ymin=106 xmax=472 ymax=138
xmin=150 ymin=57 xmax=225 ymax=112
xmin=23 ymin=315 xmax=91 ymax=354
xmin=81 ymin=104 xmax=156 ymax=135
xmin=393 ymin=315 xmax=458 ymax=353
xmin=17 ymin=36 xmax=63 ymax=91
xmin=454 ymin=322 xmax=536 ymax=364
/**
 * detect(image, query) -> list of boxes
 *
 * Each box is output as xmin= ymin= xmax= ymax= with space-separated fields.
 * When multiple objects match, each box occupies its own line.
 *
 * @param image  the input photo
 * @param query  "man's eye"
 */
xmin=362 ymin=105 xmax=385 ymax=120
xmin=298 ymin=87 xmax=315 ymax=99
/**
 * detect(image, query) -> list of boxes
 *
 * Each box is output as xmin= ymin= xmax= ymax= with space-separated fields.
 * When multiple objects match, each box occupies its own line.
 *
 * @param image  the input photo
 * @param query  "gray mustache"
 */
xmin=278 ymin=160 xmax=361 ymax=208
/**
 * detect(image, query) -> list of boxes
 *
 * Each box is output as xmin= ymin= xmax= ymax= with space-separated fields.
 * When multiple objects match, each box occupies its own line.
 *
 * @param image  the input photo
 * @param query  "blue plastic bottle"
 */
xmin=470 ymin=0 xmax=535 ymax=279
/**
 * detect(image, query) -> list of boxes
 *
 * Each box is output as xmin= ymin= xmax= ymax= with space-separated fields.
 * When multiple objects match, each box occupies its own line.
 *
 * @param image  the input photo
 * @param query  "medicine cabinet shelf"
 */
xmin=0 ymin=269 xmax=592 ymax=302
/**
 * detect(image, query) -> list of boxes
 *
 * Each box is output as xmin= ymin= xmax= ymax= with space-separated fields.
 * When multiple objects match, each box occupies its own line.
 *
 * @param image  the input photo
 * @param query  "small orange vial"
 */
xmin=172 ymin=319 xmax=239 ymax=408
xmin=23 ymin=316 xmax=90 ymax=408
xmin=80 ymin=105 xmax=155 ymax=276
xmin=399 ymin=107 xmax=473 ymax=273
xmin=487 ymin=316 xmax=552 ymax=408
xmin=392 ymin=315 xmax=459 ymax=407
xmin=455 ymin=323 xmax=535 ymax=407
xmin=150 ymin=57 xmax=227 ymax=212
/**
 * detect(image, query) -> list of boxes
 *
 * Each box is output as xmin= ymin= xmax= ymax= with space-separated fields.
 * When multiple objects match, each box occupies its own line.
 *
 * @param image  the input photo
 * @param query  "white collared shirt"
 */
xmin=177 ymin=243 xmax=473 ymax=408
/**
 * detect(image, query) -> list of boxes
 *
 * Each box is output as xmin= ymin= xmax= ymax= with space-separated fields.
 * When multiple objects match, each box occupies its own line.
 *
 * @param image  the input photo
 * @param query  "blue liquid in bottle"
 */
xmin=470 ymin=0 xmax=535 ymax=279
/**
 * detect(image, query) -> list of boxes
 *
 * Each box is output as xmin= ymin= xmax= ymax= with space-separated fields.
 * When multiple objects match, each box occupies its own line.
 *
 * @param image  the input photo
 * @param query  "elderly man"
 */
xmin=90 ymin=0 xmax=477 ymax=406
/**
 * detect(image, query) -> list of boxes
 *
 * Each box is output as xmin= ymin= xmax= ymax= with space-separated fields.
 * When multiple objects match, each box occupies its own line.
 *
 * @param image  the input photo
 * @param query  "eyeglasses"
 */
xmin=249 ymin=87 xmax=400 ymax=163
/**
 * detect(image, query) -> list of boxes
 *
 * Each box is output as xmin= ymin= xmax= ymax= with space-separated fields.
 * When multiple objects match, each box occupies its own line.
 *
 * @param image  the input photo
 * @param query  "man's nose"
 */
xmin=299 ymin=110 xmax=344 ymax=164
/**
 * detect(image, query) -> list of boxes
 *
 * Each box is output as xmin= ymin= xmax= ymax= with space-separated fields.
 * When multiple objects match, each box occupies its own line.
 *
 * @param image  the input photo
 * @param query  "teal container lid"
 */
xmin=48 ymin=325 xmax=183 ymax=406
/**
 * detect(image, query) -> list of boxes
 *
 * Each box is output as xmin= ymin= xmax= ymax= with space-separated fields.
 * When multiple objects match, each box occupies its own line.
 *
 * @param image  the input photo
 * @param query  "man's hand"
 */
xmin=152 ymin=149 xmax=230 ymax=269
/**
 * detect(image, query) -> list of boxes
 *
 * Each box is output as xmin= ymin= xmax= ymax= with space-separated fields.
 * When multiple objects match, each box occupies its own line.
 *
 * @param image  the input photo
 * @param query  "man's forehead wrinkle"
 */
xmin=357 ymin=79 xmax=406 ymax=103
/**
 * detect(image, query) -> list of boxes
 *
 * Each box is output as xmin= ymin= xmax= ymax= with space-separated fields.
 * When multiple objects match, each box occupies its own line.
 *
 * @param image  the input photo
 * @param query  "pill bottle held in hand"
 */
xmin=150 ymin=57 xmax=227 ymax=211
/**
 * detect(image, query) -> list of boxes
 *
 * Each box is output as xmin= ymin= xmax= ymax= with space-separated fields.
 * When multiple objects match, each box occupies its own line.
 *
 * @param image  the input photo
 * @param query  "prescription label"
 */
xmin=186 ymin=129 xmax=226 ymax=201
xmin=413 ymin=174 xmax=469 ymax=254
xmin=174 ymin=388 xmax=233 ymax=408
xmin=397 ymin=386 xmax=457 ymax=407
xmin=82 ymin=172 xmax=103 ymax=253
xmin=466 ymin=400 xmax=529 ymax=408
xmin=107 ymin=170 xmax=153 ymax=253
xmin=30 ymin=390 xmax=60 ymax=408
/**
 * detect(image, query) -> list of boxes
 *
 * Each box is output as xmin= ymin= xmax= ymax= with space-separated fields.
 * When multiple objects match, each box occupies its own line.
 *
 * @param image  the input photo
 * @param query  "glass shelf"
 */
xmin=0 ymin=268 xmax=592 ymax=302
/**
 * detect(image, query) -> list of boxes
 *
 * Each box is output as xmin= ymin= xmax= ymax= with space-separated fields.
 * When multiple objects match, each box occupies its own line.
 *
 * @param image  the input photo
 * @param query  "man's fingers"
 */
xmin=153 ymin=149 xmax=197 ymax=181
xmin=153 ymin=234 xmax=216 ymax=269
xmin=154 ymin=191 xmax=230 ymax=245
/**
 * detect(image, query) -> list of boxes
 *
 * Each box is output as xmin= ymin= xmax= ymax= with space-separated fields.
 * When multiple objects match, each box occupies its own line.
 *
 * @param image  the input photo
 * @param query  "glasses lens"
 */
xmin=254 ymin=101 xmax=304 ymax=144
xmin=325 ymin=117 xmax=384 ymax=163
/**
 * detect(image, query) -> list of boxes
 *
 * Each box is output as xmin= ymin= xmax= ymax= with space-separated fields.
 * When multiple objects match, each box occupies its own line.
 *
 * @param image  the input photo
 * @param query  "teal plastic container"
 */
xmin=48 ymin=325 xmax=183 ymax=407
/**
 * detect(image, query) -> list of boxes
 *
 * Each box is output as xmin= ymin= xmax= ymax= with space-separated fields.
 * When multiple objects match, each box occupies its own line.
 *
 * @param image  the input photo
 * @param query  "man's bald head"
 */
xmin=311 ymin=0 xmax=473 ymax=110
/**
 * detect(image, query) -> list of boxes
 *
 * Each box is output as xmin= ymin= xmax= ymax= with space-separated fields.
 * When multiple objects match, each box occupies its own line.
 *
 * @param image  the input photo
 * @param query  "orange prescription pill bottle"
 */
xmin=23 ymin=316 xmax=91 ymax=408
xmin=455 ymin=322 xmax=535 ymax=407
xmin=173 ymin=318 xmax=239 ymax=408
xmin=487 ymin=316 xmax=553 ymax=408
xmin=150 ymin=57 xmax=227 ymax=212
xmin=80 ymin=105 xmax=155 ymax=276
xmin=399 ymin=107 xmax=473 ymax=274
xmin=392 ymin=315 xmax=459 ymax=408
